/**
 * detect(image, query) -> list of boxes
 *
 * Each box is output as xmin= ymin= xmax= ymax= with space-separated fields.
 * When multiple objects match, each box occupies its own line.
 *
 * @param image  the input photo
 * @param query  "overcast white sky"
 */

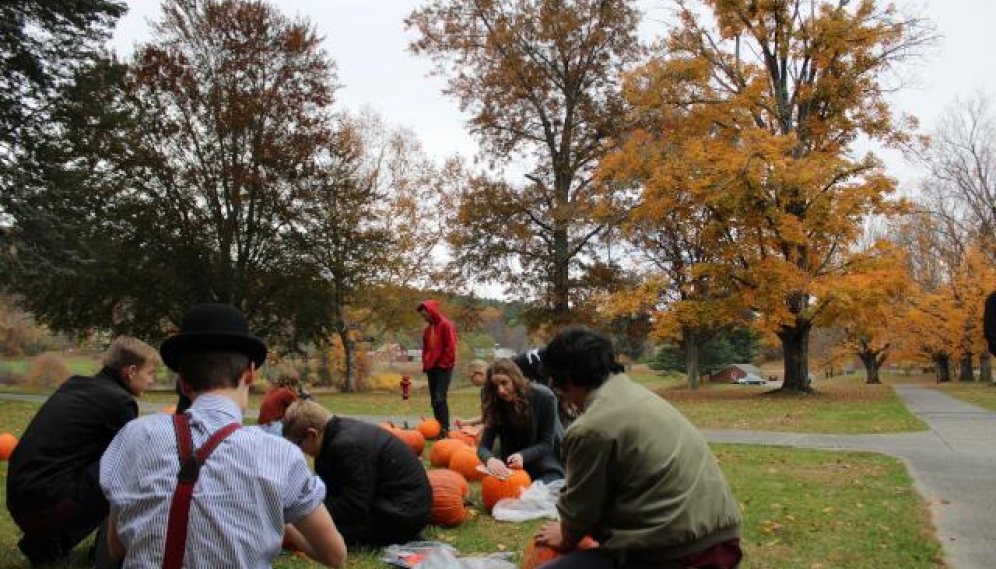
xmin=110 ymin=0 xmax=996 ymax=193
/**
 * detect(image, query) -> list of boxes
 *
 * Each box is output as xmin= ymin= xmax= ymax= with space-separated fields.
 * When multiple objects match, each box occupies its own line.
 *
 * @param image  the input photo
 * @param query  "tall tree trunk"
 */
xmin=683 ymin=327 xmax=699 ymax=390
xmin=857 ymin=349 xmax=882 ymax=384
xmin=552 ymin=226 xmax=570 ymax=323
xmin=980 ymin=351 xmax=993 ymax=384
xmin=958 ymin=352 xmax=974 ymax=382
xmin=333 ymin=300 xmax=357 ymax=392
xmin=320 ymin=346 xmax=335 ymax=386
xmin=934 ymin=352 xmax=950 ymax=383
xmin=777 ymin=319 xmax=813 ymax=392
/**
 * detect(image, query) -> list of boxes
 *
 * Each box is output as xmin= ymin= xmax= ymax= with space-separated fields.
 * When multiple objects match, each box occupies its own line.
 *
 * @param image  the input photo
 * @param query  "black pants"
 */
xmin=426 ymin=367 xmax=452 ymax=433
xmin=12 ymin=462 xmax=107 ymax=566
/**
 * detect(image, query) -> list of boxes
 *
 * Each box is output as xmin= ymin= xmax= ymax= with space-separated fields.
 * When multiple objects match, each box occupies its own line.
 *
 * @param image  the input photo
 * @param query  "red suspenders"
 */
xmin=161 ymin=414 xmax=240 ymax=569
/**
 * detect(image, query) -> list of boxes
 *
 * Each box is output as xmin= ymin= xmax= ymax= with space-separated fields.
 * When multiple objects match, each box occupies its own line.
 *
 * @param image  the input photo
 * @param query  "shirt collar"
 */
xmin=189 ymin=394 xmax=243 ymax=424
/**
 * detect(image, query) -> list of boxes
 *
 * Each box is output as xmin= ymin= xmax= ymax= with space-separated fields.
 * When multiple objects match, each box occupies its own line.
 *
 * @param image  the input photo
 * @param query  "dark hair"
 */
xmin=482 ymin=359 xmax=532 ymax=432
xmin=177 ymin=351 xmax=251 ymax=393
xmin=542 ymin=327 xmax=623 ymax=391
xmin=511 ymin=348 xmax=548 ymax=383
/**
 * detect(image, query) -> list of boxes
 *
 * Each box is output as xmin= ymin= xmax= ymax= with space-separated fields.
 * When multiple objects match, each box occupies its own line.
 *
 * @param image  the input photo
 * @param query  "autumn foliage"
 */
xmin=602 ymin=0 xmax=933 ymax=390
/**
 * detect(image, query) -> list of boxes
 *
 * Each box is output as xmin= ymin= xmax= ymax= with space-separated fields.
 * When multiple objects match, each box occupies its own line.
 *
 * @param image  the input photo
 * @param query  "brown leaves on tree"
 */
xmin=406 ymin=0 xmax=643 ymax=324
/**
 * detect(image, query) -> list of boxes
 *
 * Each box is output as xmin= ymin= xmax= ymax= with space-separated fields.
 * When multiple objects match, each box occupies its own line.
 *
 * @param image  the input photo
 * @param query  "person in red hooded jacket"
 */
xmin=417 ymin=300 xmax=458 ymax=436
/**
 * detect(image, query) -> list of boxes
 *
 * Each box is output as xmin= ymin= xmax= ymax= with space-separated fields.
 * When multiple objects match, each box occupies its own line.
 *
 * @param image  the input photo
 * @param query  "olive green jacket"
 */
xmin=558 ymin=374 xmax=741 ymax=560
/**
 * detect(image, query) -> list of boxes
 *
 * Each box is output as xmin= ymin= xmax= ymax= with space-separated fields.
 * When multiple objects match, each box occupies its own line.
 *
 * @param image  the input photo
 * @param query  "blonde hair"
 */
xmin=282 ymin=400 xmax=331 ymax=442
xmin=102 ymin=337 xmax=160 ymax=371
xmin=468 ymin=359 xmax=488 ymax=375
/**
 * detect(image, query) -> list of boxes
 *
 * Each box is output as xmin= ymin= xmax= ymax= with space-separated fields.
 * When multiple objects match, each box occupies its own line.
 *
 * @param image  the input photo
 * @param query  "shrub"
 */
xmin=26 ymin=354 xmax=69 ymax=388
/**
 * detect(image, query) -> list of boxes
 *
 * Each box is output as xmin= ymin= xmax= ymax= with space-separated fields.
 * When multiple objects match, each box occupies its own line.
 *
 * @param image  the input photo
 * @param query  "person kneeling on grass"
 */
xmin=453 ymin=359 xmax=489 ymax=432
xmin=283 ymin=400 xmax=433 ymax=548
xmin=477 ymin=359 xmax=565 ymax=483
xmin=257 ymin=366 xmax=303 ymax=436
xmin=6 ymin=336 xmax=158 ymax=567
xmin=535 ymin=327 xmax=742 ymax=569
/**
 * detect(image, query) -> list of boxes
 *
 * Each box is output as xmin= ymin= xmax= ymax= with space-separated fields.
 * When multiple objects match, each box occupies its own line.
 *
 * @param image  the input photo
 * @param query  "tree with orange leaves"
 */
xmin=820 ymin=243 xmax=910 ymax=384
xmin=608 ymin=0 xmax=934 ymax=391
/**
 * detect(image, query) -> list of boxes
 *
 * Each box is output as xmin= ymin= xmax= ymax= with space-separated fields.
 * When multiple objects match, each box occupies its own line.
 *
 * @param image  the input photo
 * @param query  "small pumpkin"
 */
xmin=426 ymin=469 xmax=468 ymax=527
xmin=417 ymin=418 xmax=442 ymax=440
xmin=521 ymin=536 xmax=599 ymax=569
xmin=159 ymin=406 xmax=176 ymax=414
xmin=481 ymin=469 xmax=531 ymax=512
xmin=394 ymin=429 xmax=426 ymax=456
xmin=0 ymin=432 xmax=18 ymax=461
xmin=448 ymin=447 xmax=484 ymax=481
xmin=447 ymin=429 xmax=477 ymax=446
xmin=429 ymin=438 xmax=469 ymax=468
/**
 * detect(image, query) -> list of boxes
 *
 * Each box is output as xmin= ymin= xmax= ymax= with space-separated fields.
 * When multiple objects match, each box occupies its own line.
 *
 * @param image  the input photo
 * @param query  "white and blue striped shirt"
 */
xmin=100 ymin=394 xmax=325 ymax=569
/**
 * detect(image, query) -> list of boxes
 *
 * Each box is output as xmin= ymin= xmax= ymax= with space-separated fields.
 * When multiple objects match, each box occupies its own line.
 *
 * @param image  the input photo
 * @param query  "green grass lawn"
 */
xmin=929 ymin=381 xmax=996 ymax=411
xmin=648 ymin=372 xmax=927 ymax=434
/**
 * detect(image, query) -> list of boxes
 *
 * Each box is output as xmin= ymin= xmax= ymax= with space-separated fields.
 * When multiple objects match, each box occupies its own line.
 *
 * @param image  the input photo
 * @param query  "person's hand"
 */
xmin=506 ymin=453 xmax=524 ymax=470
xmin=535 ymin=521 xmax=567 ymax=550
xmin=454 ymin=417 xmax=464 ymax=428
xmin=486 ymin=457 xmax=511 ymax=478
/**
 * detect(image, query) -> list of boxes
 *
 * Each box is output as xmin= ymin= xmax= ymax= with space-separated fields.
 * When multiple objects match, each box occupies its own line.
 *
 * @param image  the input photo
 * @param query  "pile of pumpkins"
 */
xmin=377 ymin=418 xmax=533 ymax=528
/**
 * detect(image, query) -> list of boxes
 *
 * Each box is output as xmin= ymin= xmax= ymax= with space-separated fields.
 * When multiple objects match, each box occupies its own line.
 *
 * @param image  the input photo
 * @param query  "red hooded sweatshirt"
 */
xmin=419 ymin=300 xmax=457 ymax=371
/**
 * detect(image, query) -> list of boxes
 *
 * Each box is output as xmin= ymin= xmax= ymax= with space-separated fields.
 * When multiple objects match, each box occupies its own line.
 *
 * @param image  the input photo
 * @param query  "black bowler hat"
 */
xmin=160 ymin=303 xmax=267 ymax=372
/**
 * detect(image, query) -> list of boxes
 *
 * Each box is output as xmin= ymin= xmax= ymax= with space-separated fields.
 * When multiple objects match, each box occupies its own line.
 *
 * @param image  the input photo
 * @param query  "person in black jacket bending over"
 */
xmin=6 ymin=337 xmax=159 ymax=566
xmin=282 ymin=400 xmax=432 ymax=548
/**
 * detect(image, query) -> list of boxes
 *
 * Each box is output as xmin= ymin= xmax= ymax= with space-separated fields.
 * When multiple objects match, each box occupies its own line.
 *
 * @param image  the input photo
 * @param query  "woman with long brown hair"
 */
xmin=476 ymin=359 xmax=564 ymax=483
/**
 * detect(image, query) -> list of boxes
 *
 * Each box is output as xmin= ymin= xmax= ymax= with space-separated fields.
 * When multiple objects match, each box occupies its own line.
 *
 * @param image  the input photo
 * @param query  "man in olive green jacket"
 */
xmin=536 ymin=328 xmax=742 ymax=569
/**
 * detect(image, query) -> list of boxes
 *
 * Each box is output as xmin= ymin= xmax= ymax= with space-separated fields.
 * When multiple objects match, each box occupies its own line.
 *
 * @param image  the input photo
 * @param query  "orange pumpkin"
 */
xmin=0 ymin=432 xmax=18 ymax=461
xmin=426 ymin=469 xmax=468 ymax=527
xmin=159 ymin=406 xmax=176 ymax=414
xmin=448 ymin=430 xmax=477 ymax=446
xmin=394 ymin=429 xmax=426 ymax=456
xmin=481 ymin=469 xmax=531 ymax=512
xmin=429 ymin=438 xmax=469 ymax=468
xmin=417 ymin=418 xmax=442 ymax=440
xmin=521 ymin=536 xmax=599 ymax=569
xmin=448 ymin=447 xmax=484 ymax=481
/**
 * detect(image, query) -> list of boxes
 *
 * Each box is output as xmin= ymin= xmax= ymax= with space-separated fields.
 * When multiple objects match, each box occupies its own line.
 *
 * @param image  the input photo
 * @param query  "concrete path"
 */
xmin=702 ymin=384 xmax=996 ymax=569
xmin=3 ymin=384 xmax=993 ymax=568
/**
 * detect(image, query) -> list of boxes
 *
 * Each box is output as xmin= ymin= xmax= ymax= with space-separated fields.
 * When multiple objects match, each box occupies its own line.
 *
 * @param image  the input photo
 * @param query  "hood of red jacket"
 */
xmin=418 ymin=300 xmax=443 ymax=324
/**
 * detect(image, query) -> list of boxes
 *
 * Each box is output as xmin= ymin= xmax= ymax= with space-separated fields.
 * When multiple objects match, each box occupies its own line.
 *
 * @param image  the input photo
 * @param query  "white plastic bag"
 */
xmin=381 ymin=542 xmax=516 ymax=569
xmin=491 ymin=479 xmax=565 ymax=522
xmin=420 ymin=548 xmax=517 ymax=569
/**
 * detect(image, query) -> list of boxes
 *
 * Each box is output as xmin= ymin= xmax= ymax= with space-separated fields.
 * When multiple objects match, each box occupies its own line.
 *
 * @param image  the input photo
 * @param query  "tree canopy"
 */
xmin=606 ymin=0 xmax=933 ymax=391
xmin=407 ymin=0 xmax=643 ymax=325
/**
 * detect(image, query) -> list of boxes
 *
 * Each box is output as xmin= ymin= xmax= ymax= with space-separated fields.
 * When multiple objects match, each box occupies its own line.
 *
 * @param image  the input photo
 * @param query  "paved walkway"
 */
xmin=3 ymin=384 xmax=993 ymax=568
xmin=702 ymin=384 xmax=996 ymax=569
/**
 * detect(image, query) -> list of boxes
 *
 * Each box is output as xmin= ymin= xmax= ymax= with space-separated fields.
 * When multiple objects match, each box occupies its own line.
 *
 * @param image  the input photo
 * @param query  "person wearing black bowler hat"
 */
xmin=98 ymin=303 xmax=347 ymax=569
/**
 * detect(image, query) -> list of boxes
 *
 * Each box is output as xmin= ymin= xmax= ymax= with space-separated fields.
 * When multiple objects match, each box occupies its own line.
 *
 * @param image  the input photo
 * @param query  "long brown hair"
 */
xmin=482 ymin=359 xmax=532 ymax=431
